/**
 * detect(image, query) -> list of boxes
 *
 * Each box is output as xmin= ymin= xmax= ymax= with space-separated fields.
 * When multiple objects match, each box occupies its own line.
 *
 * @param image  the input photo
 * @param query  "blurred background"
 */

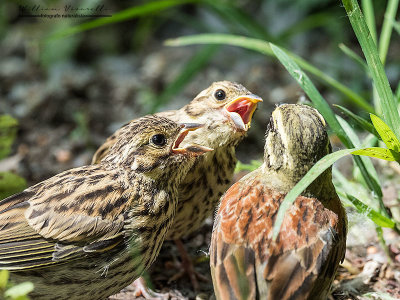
xmin=2 ymin=0 xmax=398 ymax=185
xmin=1 ymin=0 xmax=400 ymax=299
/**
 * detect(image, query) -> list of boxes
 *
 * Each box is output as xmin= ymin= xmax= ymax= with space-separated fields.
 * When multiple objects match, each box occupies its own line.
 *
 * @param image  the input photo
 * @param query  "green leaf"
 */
xmin=0 ymin=115 xmax=18 ymax=160
xmin=272 ymin=148 xmax=356 ymax=240
xmin=352 ymin=147 xmax=400 ymax=161
xmin=336 ymin=116 xmax=380 ymax=190
xmin=0 ymin=270 xmax=9 ymax=289
xmin=334 ymin=104 xmax=378 ymax=137
xmin=4 ymin=282 xmax=34 ymax=298
xmin=342 ymin=0 xmax=400 ymax=140
xmin=370 ymin=114 xmax=400 ymax=152
xmin=165 ymin=34 xmax=374 ymax=112
xmin=345 ymin=194 xmax=395 ymax=228
xmin=0 ymin=172 xmax=27 ymax=200
xmin=50 ymin=0 xmax=197 ymax=39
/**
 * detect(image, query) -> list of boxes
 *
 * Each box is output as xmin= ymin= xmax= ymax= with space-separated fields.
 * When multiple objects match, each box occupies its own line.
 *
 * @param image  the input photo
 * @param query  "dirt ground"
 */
xmin=1 ymin=6 xmax=400 ymax=299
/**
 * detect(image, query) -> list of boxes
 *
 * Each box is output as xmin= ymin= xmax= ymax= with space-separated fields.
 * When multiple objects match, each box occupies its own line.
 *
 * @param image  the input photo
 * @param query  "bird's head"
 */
xmin=102 ymin=115 xmax=212 ymax=180
xmin=180 ymin=81 xmax=262 ymax=148
xmin=263 ymin=104 xmax=330 ymax=178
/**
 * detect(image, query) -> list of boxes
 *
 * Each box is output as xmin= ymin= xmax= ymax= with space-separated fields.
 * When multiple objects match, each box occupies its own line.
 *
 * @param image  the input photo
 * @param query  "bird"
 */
xmin=0 ymin=115 xmax=212 ymax=300
xmin=210 ymin=104 xmax=347 ymax=300
xmin=92 ymin=81 xmax=263 ymax=293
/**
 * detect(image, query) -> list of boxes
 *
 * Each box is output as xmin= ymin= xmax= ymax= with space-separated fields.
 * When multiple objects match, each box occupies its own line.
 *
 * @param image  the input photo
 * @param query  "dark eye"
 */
xmin=151 ymin=134 xmax=167 ymax=146
xmin=214 ymin=89 xmax=226 ymax=101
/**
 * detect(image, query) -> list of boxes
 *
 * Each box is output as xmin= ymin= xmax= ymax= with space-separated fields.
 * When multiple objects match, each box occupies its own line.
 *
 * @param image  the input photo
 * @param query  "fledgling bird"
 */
xmin=0 ymin=115 xmax=211 ymax=300
xmin=92 ymin=81 xmax=262 ymax=291
xmin=210 ymin=104 xmax=347 ymax=300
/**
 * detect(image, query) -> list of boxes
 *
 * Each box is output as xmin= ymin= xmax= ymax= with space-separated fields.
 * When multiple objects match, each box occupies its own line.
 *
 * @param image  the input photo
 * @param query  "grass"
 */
xmin=165 ymin=0 xmax=400 ymax=244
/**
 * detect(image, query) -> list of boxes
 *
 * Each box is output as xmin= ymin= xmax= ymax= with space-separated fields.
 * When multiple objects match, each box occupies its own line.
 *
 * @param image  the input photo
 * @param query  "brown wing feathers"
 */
xmin=0 ymin=165 xmax=129 ymax=270
xmin=211 ymin=179 xmax=344 ymax=300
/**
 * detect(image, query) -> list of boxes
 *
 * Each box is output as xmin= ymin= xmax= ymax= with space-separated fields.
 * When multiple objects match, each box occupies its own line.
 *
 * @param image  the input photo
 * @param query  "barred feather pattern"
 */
xmin=93 ymin=81 xmax=258 ymax=240
xmin=0 ymin=115 xmax=198 ymax=299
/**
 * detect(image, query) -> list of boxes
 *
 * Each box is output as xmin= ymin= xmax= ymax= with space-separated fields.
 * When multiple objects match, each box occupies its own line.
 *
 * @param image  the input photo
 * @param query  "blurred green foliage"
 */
xmin=0 ymin=115 xmax=26 ymax=200
xmin=0 ymin=270 xmax=33 ymax=300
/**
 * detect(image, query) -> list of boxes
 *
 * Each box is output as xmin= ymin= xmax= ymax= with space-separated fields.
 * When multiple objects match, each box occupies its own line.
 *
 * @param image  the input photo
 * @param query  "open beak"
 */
xmin=172 ymin=123 xmax=214 ymax=156
xmin=224 ymin=94 xmax=263 ymax=131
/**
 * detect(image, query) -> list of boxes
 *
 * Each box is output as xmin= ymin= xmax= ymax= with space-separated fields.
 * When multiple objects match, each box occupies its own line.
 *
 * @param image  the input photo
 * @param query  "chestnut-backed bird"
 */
xmin=210 ymin=104 xmax=347 ymax=300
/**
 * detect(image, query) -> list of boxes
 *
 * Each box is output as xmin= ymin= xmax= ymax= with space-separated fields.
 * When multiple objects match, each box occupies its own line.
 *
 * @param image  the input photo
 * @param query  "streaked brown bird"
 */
xmin=0 ymin=115 xmax=211 ymax=300
xmin=92 ymin=81 xmax=262 ymax=293
xmin=210 ymin=104 xmax=347 ymax=300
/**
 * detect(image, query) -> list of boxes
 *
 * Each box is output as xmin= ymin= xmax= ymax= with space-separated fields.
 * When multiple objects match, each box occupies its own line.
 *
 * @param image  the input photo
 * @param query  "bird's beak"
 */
xmin=224 ymin=94 xmax=263 ymax=131
xmin=172 ymin=123 xmax=214 ymax=156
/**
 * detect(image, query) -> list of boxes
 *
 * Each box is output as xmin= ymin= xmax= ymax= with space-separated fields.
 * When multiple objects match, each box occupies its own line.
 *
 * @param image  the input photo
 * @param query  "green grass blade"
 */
xmin=148 ymin=44 xmax=219 ymax=114
xmin=334 ymin=104 xmax=378 ymax=137
xmin=272 ymin=148 xmax=356 ymax=240
xmin=269 ymin=43 xmax=382 ymax=198
xmin=396 ymin=81 xmax=400 ymax=102
xmin=336 ymin=116 xmax=380 ymax=186
xmin=269 ymin=44 xmax=348 ymax=142
xmin=370 ymin=114 xmax=400 ymax=152
xmin=361 ymin=0 xmax=377 ymax=43
xmin=50 ymin=0 xmax=197 ymax=39
xmin=345 ymin=194 xmax=395 ymax=228
xmin=338 ymin=43 xmax=369 ymax=72
xmin=165 ymin=34 xmax=374 ymax=112
xmin=342 ymin=0 xmax=400 ymax=139
xmin=352 ymin=147 xmax=400 ymax=161
xmin=378 ymin=0 xmax=399 ymax=65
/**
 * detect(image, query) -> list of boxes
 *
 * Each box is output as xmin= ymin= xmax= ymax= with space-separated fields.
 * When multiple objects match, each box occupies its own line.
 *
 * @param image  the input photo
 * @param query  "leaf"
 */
xmin=334 ymin=104 xmax=378 ymax=137
xmin=165 ymin=33 xmax=374 ymax=112
xmin=272 ymin=148 xmax=356 ymax=240
xmin=0 ymin=270 xmax=9 ymax=289
xmin=370 ymin=114 xmax=400 ymax=152
xmin=377 ymin=0 xmax=399 ymax=65
xmin=0 ymin=172 xmax=27 ymax=200
xmin=352 ymin=147 xmax=400 ymax=161
xmin=342 ymin=0 xmax=400 ymax=140
xmin=345 ymin=194 xmax=395 ymax=228
xmin=4 ymin=282 xmax=34 ymax=299
xmin=0 ymin=115 xmax=18 ymax=160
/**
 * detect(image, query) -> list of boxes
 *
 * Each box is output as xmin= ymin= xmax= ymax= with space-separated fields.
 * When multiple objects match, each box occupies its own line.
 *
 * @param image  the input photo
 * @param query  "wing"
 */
xmin=0 ymin=165 xmax=133 ymax=270
xmin=210 ymin=175 xmax=346 ymax=300
xmin=92 ymin=110 xmax=178 ymax=164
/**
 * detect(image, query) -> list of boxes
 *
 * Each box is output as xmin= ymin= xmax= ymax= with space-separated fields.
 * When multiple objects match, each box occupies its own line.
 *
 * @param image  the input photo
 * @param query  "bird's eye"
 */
xmin=214 ymin=89 xmax=226 ymax=101
xmin=151 ymin=134 xmax=167 ymax=146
